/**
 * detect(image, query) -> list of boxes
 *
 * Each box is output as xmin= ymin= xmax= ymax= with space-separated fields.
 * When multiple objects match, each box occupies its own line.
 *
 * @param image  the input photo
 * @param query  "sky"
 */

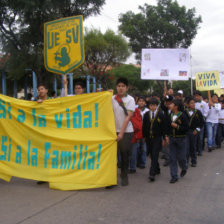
xmin=84 ymin=0 xmax=224 ymax=77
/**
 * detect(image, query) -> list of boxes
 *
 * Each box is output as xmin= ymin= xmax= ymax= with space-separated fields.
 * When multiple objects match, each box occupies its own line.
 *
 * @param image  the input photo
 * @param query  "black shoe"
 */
xmin=129 ymin=169 xmax=136 ymax=174
xmin=149 ymin=176 xmax=155 ymax=182
xmin=198 ymin=153 xmax=202 ymax=156
xmin=180 ymin=170 xmax=187 ymax=177
xmin=208 ymin=147 xmax=212 ymax=152
xmin=37 ymin=181 xmax=47 ymax=185
xmin=156 ymin=170 xmax=160 ymax=175
xmin=191 ymin=163 xmax=197 ymax=167
xmin=121 ymin=177 xmax=129 ymax=186
xmin=105 ymin=185 xmax=117 ymax=189
xmin=217 ymin=145 xmax=221 ymax=149
xmin=170 ymin=178 xmax=178 ymax=184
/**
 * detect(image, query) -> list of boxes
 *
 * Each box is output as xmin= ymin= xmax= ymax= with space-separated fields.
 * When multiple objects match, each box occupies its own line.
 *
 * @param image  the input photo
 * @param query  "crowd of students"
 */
xmin=33 ymin=77 xmax=224 ymax=188
xmin=112 ymin=77 xmax=224 ymax=187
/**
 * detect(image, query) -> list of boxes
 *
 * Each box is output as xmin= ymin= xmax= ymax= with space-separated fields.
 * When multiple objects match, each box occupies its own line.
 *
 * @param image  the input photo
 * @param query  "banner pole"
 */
xmin=190 ymin=48 xmax=193 ymax=95
xmin=163 ymin=80 xmax=167 ymax=97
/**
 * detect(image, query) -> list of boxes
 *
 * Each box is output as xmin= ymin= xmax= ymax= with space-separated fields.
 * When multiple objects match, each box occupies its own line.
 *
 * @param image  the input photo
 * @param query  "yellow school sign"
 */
xmin=44 ymin=16 xmax=85 ymax=75
xmin=0 ymin=92 xmax=117 ymax=190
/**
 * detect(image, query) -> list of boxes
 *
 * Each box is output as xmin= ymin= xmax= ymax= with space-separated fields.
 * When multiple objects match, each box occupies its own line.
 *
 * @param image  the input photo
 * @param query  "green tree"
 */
xmin=119 ymin=0 xmax=202 ymax=60
xmin=108 ymin=64 xmax=154 ymax=95
xmin=77 ymin=29 xmax=131 ymax=89
xmin=172 ymin=80 xmax=195 ymax=96
xmin=0 ymin=0 xmax=105 ymax=80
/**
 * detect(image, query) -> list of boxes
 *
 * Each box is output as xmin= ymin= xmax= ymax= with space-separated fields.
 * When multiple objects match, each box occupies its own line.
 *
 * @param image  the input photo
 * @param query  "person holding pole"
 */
xmin=206 ymin=92 xmax=221 ymax=152
xmin=194 ymin=90 xmax=208 ymax=155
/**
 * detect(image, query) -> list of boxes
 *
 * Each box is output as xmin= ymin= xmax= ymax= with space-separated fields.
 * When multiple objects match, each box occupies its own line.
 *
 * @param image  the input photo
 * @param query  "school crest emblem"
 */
xmin=44 ymin=16 xmax=85 ymax=75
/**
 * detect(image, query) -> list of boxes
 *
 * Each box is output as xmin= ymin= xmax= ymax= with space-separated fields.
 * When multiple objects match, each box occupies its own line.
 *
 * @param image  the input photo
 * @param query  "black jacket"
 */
xmin=167 ymin=112 xmax=189 ymax=138
xmin=142 ymin=110 xmax=166 ymax=139
xmin=184 ymin=109 xmax=204 ymax=132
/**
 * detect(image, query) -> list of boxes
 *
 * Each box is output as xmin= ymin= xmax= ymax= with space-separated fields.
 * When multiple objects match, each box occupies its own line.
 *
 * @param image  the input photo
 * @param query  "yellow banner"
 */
xmin=0 ymin=92 xmax=117 ymax=190
xmin=214 ymin=89 xmax=224 ymax=97
xmin=195 ymin=71 xmax=220 ymax=91
xmin=44 ymin=16 xmax=85 ymax=75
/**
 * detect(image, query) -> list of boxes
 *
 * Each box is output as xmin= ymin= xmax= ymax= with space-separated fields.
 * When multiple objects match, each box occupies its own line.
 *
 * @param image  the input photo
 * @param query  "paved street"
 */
xmin=1 ymin=147 xmax=224 ymax=224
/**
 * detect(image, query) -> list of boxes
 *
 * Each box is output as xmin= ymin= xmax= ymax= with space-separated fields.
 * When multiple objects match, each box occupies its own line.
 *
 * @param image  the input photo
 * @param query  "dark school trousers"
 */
xmin=196 ymin=125 xmax=205 ymax=154
xmin=186 ymin=130 xmax=197 ymax=165
xmin=216 ymin=123 xmax=224 ymax=147
xmin=146 ymin=136 xmax=162 ymax=176
xmin=117 ymin=132 xmax=133 ymax=178
xmin=169 ymin=137 xmax=187 ymax=179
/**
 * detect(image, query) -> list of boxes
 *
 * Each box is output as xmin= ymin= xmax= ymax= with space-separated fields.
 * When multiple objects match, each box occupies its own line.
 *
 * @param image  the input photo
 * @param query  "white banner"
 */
xmin=141 ymin=48 xmax=190 ymax=81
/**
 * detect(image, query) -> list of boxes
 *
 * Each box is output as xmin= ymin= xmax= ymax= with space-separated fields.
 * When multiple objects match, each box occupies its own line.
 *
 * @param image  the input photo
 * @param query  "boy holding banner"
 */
xmin=36 ymin=83 xmax=49 ymax=185
xmin=194 ymin=90 xmax=208 ymax=155
xmin=36 ymin=83 xmax=50 ymax=102
xmin=112 ymin=78 xmax=135 ymax=186
xmin=206 ymin=93 xmax=221 ymax=152
xmin=195 ymin=71 xmax=221 ymax=152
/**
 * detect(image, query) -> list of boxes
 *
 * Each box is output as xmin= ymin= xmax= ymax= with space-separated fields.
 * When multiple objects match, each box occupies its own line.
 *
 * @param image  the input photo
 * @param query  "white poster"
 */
xmin=219 ymin=71 xmax=224 ymax=88
xmin=141 ymin=48 xmax=190 ymax=80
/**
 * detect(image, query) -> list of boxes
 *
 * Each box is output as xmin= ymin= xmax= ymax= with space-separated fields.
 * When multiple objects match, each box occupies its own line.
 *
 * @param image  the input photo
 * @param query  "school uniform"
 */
xmin=142 ymin=109 xmax=166 ymax=178
xmin=206 ymin=103 xmax=221 ymax=150
xmin=160 ymin=105 xmax=171 ymax=165
xmin=167 ymin=112 xmax=189 ymax=180
xmin=216 ymin=108 xmax=224 ymax=148
xmin=184 ymin=109 xmax=204 ymax=166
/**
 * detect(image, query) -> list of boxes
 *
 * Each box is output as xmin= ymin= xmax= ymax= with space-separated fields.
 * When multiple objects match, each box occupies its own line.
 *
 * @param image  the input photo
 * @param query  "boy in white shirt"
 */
xmin=112 ymin=78 xmax=135 ymax=186
xmin=206 ymin=94 xmax=221 ymax=152
xmin=194 ymin=90 xmax=208 ymax=155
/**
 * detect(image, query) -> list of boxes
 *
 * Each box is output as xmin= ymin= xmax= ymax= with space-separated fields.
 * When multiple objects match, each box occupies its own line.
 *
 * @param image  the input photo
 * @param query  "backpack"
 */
xmin=131 ymin=108 xmax=143 ymax=142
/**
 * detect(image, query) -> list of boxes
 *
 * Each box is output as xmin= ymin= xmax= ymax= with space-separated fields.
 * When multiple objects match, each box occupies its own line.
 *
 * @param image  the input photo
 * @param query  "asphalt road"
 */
xmin=1 ymin=147 xmax=224 ymax=224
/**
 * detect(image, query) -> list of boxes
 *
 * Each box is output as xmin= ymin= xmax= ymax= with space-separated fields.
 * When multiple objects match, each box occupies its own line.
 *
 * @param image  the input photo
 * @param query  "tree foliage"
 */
xmin=108 ymin=64 xmax=153 ymax=94
xmin=119 ymin=0 xmax=202 ymax=60
xmin=77 ymin=29 xmax=131 ymax=89
xmin=0 ymin=0 xmax=105 ymax=79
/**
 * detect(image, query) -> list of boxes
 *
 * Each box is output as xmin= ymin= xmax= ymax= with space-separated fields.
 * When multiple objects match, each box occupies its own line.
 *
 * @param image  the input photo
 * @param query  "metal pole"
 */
xmin=24 ymin=75 xmax=28 ymax=99
xmin=32 ymin=71 xmax=37 ymax=98
xmin=13 ymin=79 xmax=17 ymax=98
xmin=98 ymin=82 xmax=101 ymax=92
xmin=92 ymin=76 xmax=96 ymax=92
xmin=2 ymin=71 xmax=7 ymax=95
xmin=53 ymin=74 xmax=57 ymax=96
xmin=86 ymin=75 xmax=90 ymax=93
xmin=68 ymin=73 xmax=73 ymax=95
xmin=61 ymin=75 xmax=64 ymax=89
